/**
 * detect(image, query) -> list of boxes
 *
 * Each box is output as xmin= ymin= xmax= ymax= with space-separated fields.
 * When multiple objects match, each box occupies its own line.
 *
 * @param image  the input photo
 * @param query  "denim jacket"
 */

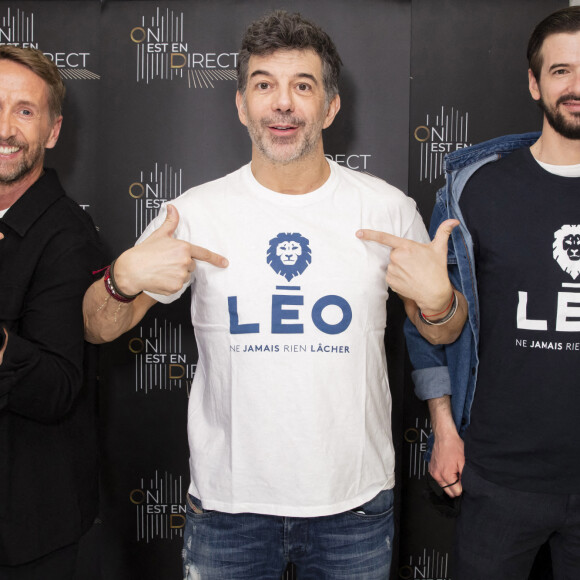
xmin=403 ymin=132 xmax=540 ymax=461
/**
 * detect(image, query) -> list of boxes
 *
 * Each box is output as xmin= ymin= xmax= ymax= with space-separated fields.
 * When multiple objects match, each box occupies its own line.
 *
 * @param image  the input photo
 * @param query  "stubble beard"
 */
xmin=245 ymin=111 xmax=324 ymax=165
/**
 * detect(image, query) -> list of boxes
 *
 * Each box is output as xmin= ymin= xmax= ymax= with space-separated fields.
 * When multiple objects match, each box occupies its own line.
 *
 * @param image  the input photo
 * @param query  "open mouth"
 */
xmin=0 ymin=145 xmax=20 ymax=155
xmin=269 ymin=124 xmax=297 ymax=132
xmin=265 ymin=116 xmax=304 ymax=135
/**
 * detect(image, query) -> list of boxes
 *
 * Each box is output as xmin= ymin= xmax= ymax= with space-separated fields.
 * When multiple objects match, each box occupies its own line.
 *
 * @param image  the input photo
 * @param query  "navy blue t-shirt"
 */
xmin=460 ymin=147 xmax=580 ymax=494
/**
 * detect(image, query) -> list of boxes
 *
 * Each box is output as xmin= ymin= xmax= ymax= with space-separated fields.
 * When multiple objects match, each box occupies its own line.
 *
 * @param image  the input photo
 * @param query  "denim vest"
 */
xmin=403 ymin=132 xmax=540 ymax=461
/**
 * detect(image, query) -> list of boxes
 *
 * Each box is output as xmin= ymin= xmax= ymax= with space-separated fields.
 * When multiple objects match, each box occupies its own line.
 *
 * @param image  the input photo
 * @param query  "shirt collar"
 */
xmin=0 ymin=169 xmax=64 ymax=237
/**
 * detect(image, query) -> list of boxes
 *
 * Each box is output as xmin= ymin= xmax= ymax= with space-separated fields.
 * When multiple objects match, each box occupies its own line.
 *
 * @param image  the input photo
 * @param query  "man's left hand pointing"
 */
xmin=356 ymin=219 xmax=459 ymax=315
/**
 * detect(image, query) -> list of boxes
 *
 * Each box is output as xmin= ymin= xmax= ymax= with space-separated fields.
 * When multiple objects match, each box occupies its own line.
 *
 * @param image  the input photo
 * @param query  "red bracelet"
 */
xmin=419 ymin=292 xmax=458 ymax=326
xmin=103 ymin=260 xmax=141 ymax=303
xmin=421 ymin=292 xmax=455 ymax=318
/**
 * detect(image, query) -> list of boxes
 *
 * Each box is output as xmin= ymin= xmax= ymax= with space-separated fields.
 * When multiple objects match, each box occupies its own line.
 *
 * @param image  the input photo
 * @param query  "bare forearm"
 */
xmin=83 ymin=278 xmax=156 ymax=344
xmin=427 ymin=395 xmax=465 ymax=495
xmin=427 ymin=395 xmax=457 ymax=438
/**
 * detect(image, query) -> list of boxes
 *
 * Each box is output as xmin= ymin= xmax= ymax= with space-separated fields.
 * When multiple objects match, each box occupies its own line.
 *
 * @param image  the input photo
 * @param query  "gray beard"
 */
xmin=0 ymin=141 xmax=44 ymax=185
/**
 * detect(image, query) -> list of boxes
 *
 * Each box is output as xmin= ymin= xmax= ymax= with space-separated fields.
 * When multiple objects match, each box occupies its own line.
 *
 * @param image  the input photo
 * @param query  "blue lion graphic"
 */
xmin=267 ymin=233 xmax=312 ymax=282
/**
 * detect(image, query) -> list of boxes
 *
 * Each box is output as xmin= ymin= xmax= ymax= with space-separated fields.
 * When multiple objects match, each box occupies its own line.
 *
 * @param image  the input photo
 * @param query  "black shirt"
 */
xmin=460 ymin=148 xmax=580 ymax=494
xmin=0 ymin=169 xmax=105 ymax=565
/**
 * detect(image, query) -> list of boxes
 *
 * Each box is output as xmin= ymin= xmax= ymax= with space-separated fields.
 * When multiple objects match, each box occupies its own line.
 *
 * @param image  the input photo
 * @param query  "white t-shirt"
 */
xmin=535 ymin=159 xmax=580 ymax=177
xmin=140 ymin=161 xmax=428 ymax=517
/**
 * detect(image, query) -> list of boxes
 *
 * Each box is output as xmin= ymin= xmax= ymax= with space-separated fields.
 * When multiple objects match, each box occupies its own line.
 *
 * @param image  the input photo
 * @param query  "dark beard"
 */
xmin=539 ymin=93 xmax=580 ymax=140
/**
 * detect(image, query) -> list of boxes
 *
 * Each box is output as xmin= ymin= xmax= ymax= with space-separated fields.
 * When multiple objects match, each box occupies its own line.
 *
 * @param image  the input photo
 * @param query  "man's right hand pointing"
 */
xmin=113 ymin=204 xmax=229 ymax=297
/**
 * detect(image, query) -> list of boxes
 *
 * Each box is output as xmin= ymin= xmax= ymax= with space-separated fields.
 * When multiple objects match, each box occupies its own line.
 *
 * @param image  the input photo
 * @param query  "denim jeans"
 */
xmin=182 ymin=489 xmax=394 ymax=579
xmin=454 ymin=463 xmax=580 ymax=580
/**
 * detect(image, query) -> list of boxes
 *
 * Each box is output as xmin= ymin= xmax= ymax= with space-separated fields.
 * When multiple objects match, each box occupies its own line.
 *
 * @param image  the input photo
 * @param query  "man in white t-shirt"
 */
xmin=83 ymin=10 xmax=465 ymax=579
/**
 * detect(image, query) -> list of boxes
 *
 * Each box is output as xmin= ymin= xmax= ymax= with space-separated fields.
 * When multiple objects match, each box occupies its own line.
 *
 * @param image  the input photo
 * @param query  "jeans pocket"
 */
xmin=348 ymin=489 xmax=394 ymax=519
xmin=186 ymin=494 xmax=214 ymax=517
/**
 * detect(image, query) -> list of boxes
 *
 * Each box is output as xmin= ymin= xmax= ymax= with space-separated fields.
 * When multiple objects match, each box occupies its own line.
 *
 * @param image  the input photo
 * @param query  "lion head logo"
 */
xmin=553 ymin=225 xmax=580 ymax=280
xmin=267 ymin=233 xmax=312 ymax=282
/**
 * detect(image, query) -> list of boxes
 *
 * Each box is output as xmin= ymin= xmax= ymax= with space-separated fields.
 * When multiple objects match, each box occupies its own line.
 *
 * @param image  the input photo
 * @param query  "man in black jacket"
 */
xmin=0 ymin=46 xmax=103 ymax=579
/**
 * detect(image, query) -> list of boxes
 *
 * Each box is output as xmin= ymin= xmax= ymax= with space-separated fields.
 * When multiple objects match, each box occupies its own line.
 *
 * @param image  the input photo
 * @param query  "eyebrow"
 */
xmin=249 ymin=70 xmax=319 ymax=85
xmin=548 ymin=62 xmax=570 ymax=71
xmin=13 ymin=99 xmax=40 ymax=110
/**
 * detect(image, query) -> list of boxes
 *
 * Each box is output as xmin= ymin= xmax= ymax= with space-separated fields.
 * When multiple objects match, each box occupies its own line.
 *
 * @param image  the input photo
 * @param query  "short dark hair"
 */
xmin=237 ymin=10 xmax=342 ymax=102
xmin=0 ymin=45 xmax=65 ymax=120
xmin=527 ymin=6 xmax=580 ymax=80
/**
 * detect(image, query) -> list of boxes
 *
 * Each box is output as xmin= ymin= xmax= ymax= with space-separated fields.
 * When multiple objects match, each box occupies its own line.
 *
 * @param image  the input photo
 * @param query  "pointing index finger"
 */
xmin=356 ymin=229 xmax=410 ymax=249
xmin=190 ymin=243 xmax=229 ymax=268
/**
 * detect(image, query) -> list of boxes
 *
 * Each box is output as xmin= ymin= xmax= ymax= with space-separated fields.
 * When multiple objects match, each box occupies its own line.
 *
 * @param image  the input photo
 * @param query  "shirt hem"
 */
xmin=188 ymin=476 xmax=395 ymax=517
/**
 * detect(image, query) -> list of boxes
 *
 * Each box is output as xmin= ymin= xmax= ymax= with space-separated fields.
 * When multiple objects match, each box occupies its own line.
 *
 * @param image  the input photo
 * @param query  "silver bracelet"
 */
xmin=419 ymin=292 xmax=458 ymax=326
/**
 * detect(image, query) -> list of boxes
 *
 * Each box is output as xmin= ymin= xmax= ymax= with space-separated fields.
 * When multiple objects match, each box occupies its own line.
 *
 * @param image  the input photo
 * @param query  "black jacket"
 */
xmin=0 ymin=169 xmax=105 ymax=565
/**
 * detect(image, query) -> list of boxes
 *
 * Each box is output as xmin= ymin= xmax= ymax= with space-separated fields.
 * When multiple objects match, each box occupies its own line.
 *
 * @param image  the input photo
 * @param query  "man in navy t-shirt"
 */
xmin=406 ymin=6 xmax=580 ymax=579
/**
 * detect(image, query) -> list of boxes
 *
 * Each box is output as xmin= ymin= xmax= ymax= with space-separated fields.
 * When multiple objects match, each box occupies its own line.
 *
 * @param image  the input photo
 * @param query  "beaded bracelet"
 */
xmin=103 ymin=259 xmax=142 ymax=303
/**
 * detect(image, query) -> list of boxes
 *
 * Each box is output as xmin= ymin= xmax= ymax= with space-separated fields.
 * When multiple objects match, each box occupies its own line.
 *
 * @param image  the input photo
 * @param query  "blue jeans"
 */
xmin=182 ymin=489 xmax=394 ymax=579
xmin=454 ymin=463 xmax=580 ymax=580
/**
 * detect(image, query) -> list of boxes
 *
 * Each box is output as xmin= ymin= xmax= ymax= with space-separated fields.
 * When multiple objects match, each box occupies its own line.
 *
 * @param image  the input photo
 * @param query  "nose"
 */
xmin=573 ymin=72 xmax=580 ymax=95
xmin=272 ymin=86 xmax=294 ymax=113
xmin=0 ymin=109 xmax=16 ymax=141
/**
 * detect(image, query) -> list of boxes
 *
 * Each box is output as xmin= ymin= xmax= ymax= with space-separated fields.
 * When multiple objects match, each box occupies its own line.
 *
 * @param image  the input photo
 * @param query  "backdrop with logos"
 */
xmin=3 ymin=1 xmax=567 ymax=578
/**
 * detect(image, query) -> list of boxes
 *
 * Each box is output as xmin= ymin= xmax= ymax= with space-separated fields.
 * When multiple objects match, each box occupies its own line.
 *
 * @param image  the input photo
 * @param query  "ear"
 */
xmin=235 ymin=91 xmax=248 ymax=127
xmin=45 ymin=115 xmax=62 ymax=149
xmin=322 ymin=94 xmax=341 ymax=130
xmin=528 ymin=69 xmax=541 ymax=102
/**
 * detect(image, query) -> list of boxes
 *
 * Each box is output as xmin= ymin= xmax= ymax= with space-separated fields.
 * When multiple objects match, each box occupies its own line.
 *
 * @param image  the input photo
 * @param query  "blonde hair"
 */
xmin=0 ymin=45 xmax=65 ymax=120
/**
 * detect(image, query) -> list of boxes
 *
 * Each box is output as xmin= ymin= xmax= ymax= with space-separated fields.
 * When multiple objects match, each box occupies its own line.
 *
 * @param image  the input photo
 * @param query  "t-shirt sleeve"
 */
xmin=395 ymin=189 xmax=429 ymax=243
